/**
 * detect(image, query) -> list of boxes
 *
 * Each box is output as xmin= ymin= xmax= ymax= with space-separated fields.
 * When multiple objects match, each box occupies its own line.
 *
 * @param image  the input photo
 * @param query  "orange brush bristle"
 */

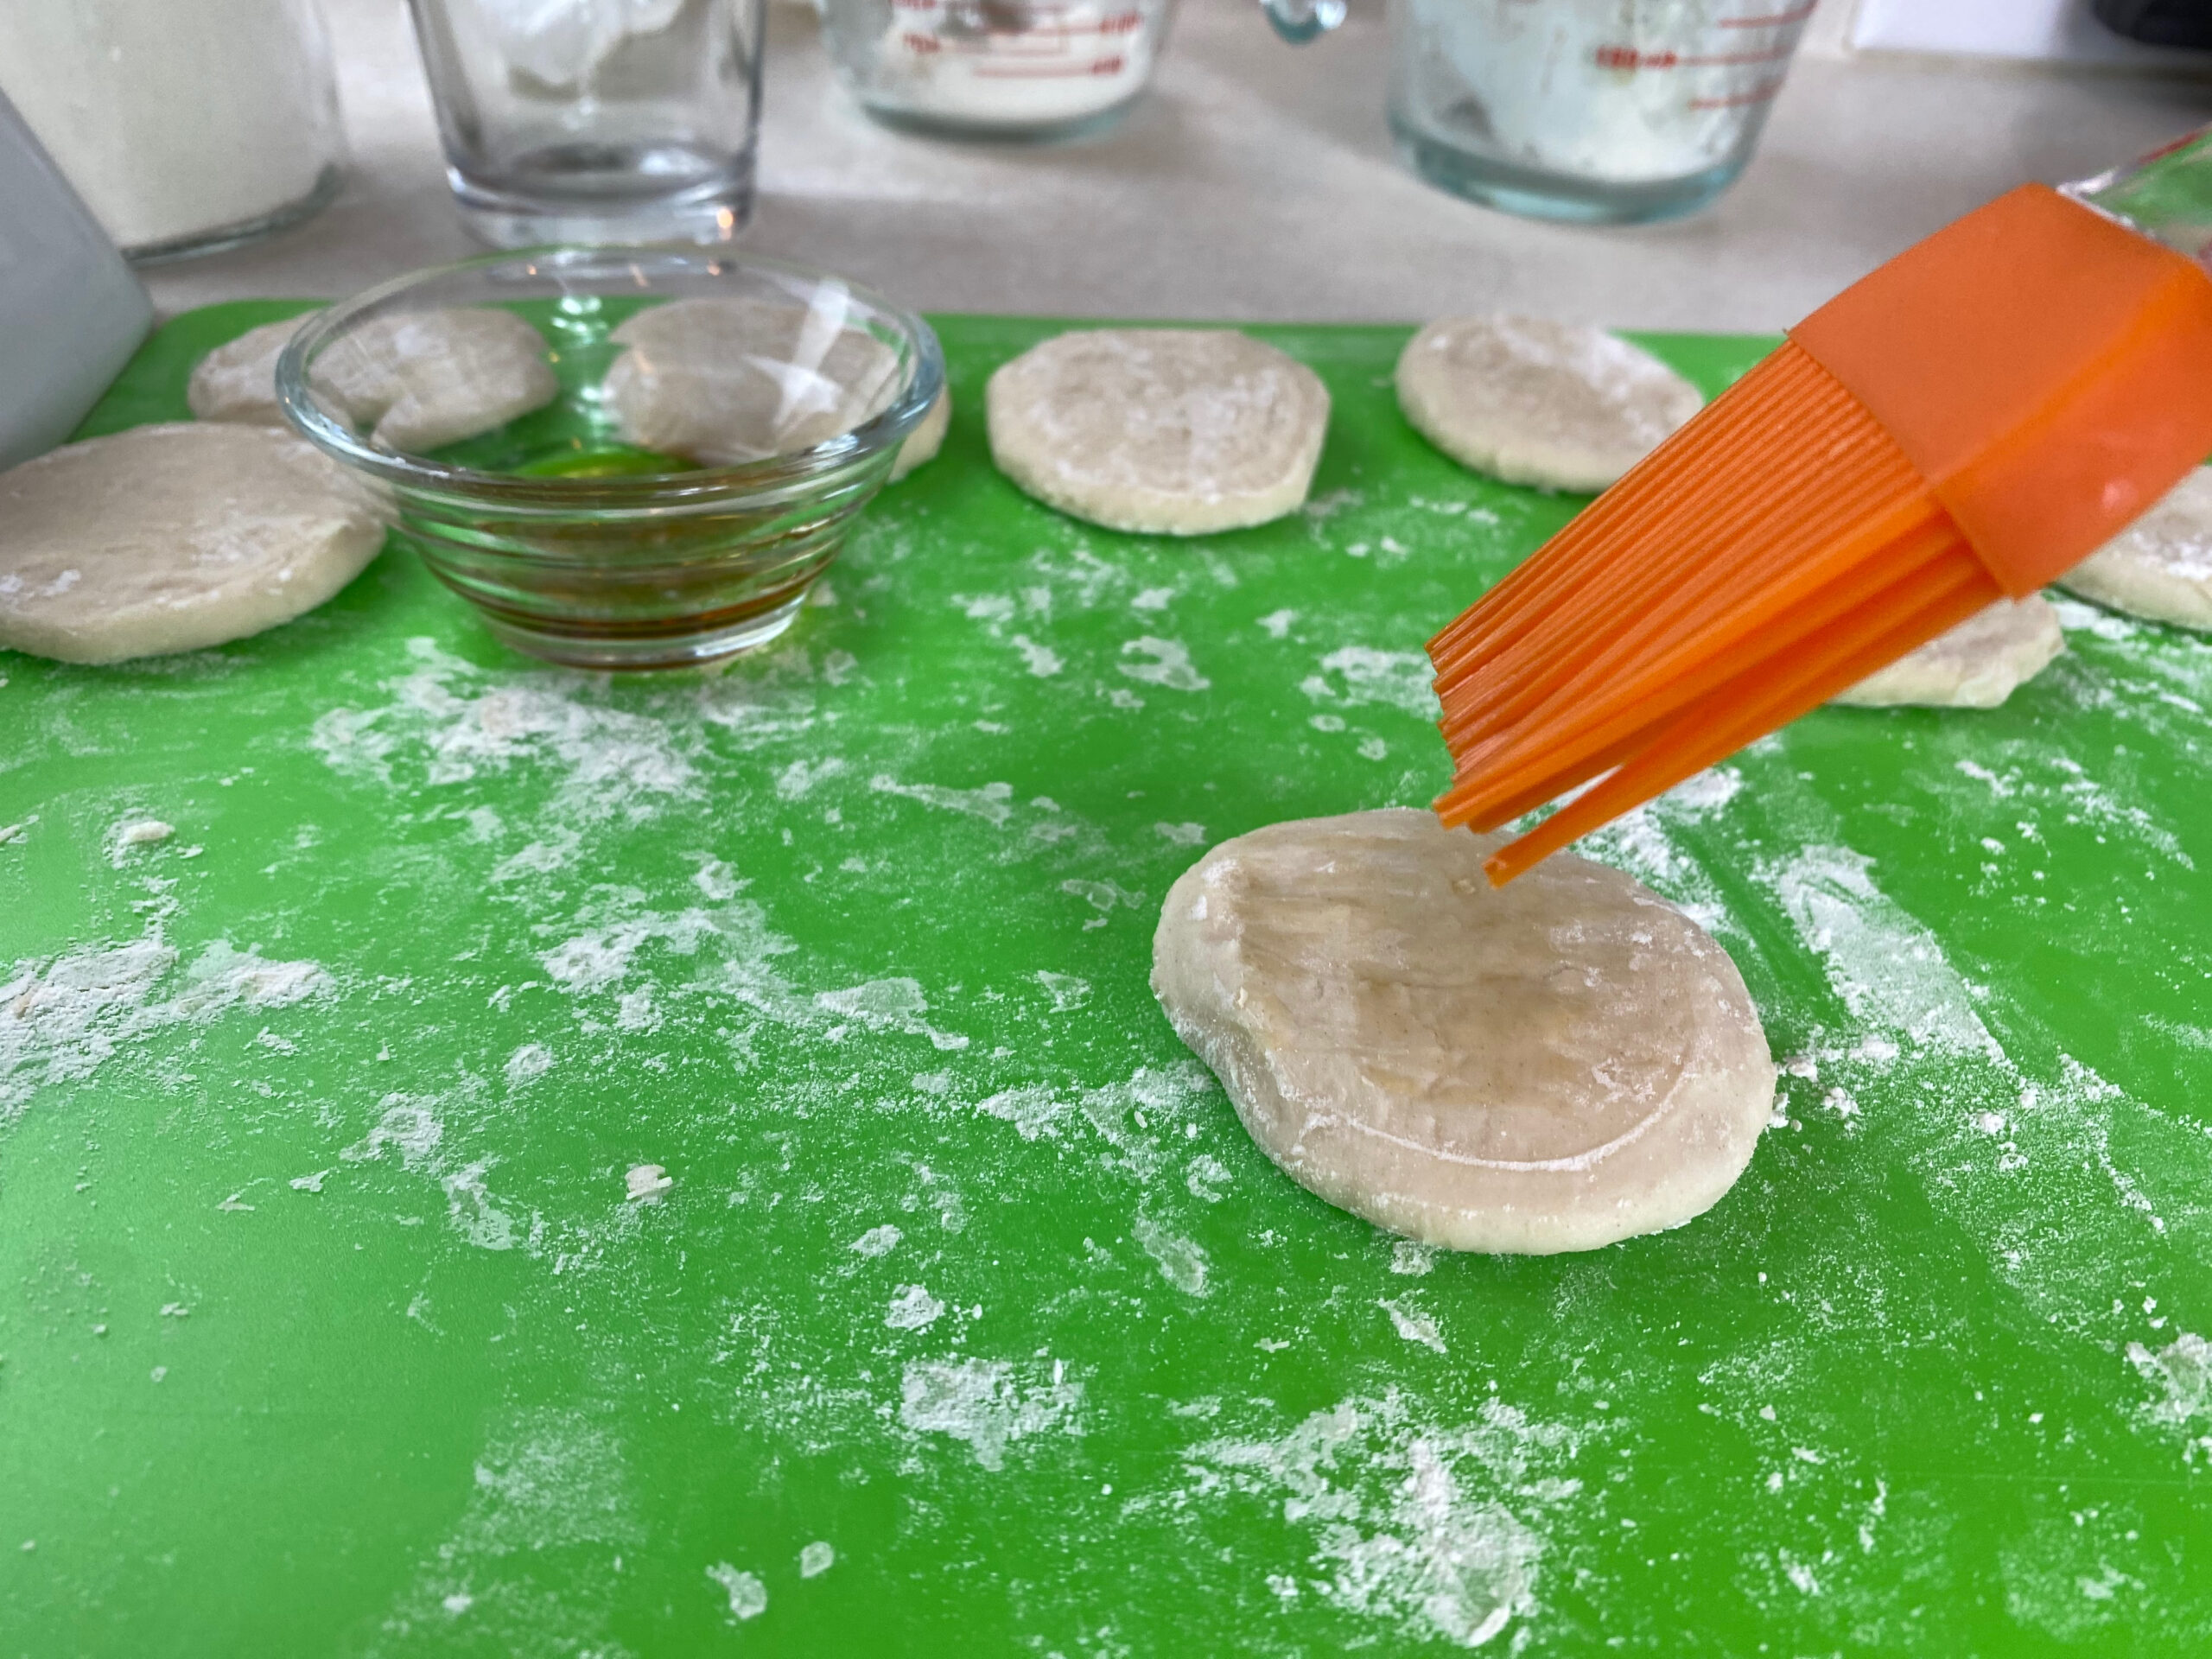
xmin=1432 ymin=183 xmax=2212 ymax=886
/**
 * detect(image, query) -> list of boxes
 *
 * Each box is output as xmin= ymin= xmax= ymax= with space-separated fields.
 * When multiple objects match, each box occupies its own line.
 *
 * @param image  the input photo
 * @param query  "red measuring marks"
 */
xmin=1591 ymin=5 xmax=1808 ymax=108
xmin=895 ymin=0 xmax=1144 ymax=77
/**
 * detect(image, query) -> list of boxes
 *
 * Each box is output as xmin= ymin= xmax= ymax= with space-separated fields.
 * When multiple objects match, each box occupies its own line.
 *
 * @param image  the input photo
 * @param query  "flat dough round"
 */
xmin=1152 ymin=809 xmax=1775 ymax=1255
xmin=605 ymin=297 xmax=904 ymax=467
xmin=1832 ymin=595 xmax=2063 ymax=709
xmin=890 ymin=385 xmax=950 ymax=482
xmin=1395 ymin=316 xmax=1701 ymax=493
xmin=2060 ymin=466 xmax=2212 ymax=631
xmin=312 ymin=307 xmax=560 ymax=453
xmin=0 ymin=423 xmax=391 ymax=664
xmin=986 ymin=328 xmax=1329 ymax=535
xmin=187 ymin=315 xmax=315 ymax=427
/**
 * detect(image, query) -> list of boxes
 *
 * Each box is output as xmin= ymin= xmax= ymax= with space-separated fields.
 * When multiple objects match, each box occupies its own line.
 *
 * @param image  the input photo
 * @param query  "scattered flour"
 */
xmin=707 ymin=1563 xmax=767 ymax=1621
xmin=775 ymin=757 xmax=848 ymax=800
xmin=1011 ymin=634 xmax=1063 ymax=677
xmin=1133 ymin=1212 xmax=1210 ymax=1297
xmin=1183 ymin=1392 xmax=1573 ymax=1650
xmin=625 ymin=1163 xmax=673 ymax=1204
xmin=344 ymin=1096 xmax=446 ymax=1171
xmin=108 ymin=817 xmax=175 ymax=865
xmin=443 ymin=1160 xmax=518 ymax=1250
xmin=370 ymin=1408 xmax=642 ymax=1654
xmin=1036 ymin=970 xmax=1090 ymax=1011
xmin=1390 ymin=1240 xmax=1439 ymax=1277
xmin=886 ymin=1284 xmax=946 ymax=1331
xmin=311 ymin=638 xmax=696 ymax=824
xmin=1301 ymin=646 xmax=1440 ymax=719
xmin=1119 ymin=638 xmax=1211 ymax=692
xmin=899 ymin=1357 xmax=1084 ymax=1471
xmin=870 ymin=775 xmax=1015 ymax=826
xmin=815 ymin=977 xmax=968 ymax=1051
xmin=1381 ymin=1299 xmax=1447 ymax=1355
xmin=2126 ymin=1332 xmax=2212 ymax=1442
xmin=850 ymin=1224 xmax=903 ymax=1257
xmin=537 ymin=893 xmax=799 ymax=1027
xmin=503 ymin=1043 xmax=553 ymax=1089
xmin=2 ymin=933 xmax=330 ymax=1121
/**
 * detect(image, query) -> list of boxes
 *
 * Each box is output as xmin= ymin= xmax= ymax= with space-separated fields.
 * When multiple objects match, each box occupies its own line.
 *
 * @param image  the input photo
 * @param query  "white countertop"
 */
xmin=142 ymin=0 xmax=2212 ymax=331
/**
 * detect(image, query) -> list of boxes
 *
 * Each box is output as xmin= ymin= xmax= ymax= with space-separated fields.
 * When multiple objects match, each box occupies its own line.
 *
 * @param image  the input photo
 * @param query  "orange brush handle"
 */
xmin=1791 ymin=184 xmax=2212 ymax=597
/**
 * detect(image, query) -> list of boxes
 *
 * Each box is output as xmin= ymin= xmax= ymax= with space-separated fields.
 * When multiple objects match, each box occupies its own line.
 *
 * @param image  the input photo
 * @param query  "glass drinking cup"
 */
xmin=406 ymin=0 xmax=766 ymax=246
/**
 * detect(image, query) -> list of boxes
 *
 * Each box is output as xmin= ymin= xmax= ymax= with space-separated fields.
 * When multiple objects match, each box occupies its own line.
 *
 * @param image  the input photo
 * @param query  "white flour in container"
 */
xmin=854 ymin=3 xmax=1160 ymax=129
xmin=0 ymin=0 xmax=342 ymax=251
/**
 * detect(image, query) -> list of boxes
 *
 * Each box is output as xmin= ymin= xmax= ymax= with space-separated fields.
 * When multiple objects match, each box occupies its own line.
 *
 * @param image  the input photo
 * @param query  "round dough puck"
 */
xmin=313 ymin=307 xmax=561 ymax=453
xmin=985 ymin=328 xmax=1329 ymax=535
xmin=1152 ymin=808 xmax=1776 ymax=1255
xmin=0 ymin=423 xmax=391 ymax=664
xmin=605 ymin=296 xmax=905 ymax=467
xmin=1831 ymin=595 xmax=2063 ymax=709
xmin=1395 ymin=315 xmax=1702 ymax=493
xmin=188 ymin=314 xmax=315 ymax=428
xmin=890 ymin=385 xmax=950 ymax=482
xmin=2061 ymin=466 xmax=2212 ymax=632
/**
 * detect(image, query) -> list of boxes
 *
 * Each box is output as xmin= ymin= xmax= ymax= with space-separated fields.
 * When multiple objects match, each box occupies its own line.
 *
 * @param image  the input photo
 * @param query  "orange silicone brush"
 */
xmin=1433 ymin=131 xmax=2212 ymax=887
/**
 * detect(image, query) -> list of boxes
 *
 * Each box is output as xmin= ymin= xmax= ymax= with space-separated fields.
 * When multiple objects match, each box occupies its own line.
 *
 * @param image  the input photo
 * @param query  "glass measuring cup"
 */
xmin=1263 ymin=0 xmax=1815 ymax=224
xmin=819 ymin=0 xmax=1176 ymax=140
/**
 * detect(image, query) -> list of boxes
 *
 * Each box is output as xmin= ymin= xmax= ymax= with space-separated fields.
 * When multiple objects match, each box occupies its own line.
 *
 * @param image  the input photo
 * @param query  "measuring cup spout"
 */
xmin=1256 ymin=0 xmax=1345 ymax=45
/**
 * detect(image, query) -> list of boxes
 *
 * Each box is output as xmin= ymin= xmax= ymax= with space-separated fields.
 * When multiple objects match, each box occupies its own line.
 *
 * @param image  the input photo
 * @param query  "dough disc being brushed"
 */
xmin=1395 ymin=315 xmax=1701 ymax=493
xmin=2061 ymin=466 xmax=2212 ymax=631
xmin=1831 ymin=595 xmax=2063 ymax=709
xmin=605 ymin=296 xmax=906 ymax=467
xmin=190 ymin=308 xmax=558 ymax=453
xmin=986 ymin=328 xmax=1329 ymax=535
xmin=1151 ymin=809 xmax=1776 ymax=1255
xmin=0 ymin=423 xmax=391 ymax=664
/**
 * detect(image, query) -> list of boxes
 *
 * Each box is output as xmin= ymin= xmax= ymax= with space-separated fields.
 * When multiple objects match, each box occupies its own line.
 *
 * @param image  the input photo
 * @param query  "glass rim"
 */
xmin=275 ymin=245 xmax=945 ymax=506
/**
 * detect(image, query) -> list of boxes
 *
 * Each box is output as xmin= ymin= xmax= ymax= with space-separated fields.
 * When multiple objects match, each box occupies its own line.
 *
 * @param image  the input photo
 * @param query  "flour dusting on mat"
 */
xmin=368 ymin=1407 xmax=641 ymax=1654
xmin=1173 ymin=1391 xmax=1584 ymax=1649
xmin=706 ymin=1562 xmax=767 ymax=1621
xmin=309 ymin=637 xmax=700 ymax=821
xmin=2 ymin=932 xmax=329 ymax=1121
xmin=899 ymin=1357 xmax=1084 ymax=1471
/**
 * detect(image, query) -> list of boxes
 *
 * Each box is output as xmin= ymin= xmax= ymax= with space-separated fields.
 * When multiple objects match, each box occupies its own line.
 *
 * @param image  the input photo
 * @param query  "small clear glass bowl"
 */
xmin=277 ymin=246 xmax=943 ymax=671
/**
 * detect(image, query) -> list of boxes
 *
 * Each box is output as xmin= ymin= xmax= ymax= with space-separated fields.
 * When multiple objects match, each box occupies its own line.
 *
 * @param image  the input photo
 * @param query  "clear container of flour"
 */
xmin=820 ymin=0 xmax=1176 ymax=140
xmin=0 ymin=0 xmax=345 ymax=262
xmin=1262 ymin=0 xmax=1812 ymax=224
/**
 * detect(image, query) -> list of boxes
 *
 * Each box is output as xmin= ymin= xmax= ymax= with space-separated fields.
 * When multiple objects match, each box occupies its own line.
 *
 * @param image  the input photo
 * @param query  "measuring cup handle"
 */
xmin=1255 ymin=0 xmax=1345 ymax=45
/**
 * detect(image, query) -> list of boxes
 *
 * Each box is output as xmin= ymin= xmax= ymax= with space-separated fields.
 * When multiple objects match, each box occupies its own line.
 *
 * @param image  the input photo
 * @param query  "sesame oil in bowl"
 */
xmin=277 ymin=247 xmax=943 ymax=671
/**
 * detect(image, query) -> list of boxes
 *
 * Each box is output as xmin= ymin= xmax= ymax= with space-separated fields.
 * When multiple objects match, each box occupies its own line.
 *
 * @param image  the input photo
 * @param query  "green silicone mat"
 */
xmin=3 ymin=304 xmax=2209 ymax=1656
